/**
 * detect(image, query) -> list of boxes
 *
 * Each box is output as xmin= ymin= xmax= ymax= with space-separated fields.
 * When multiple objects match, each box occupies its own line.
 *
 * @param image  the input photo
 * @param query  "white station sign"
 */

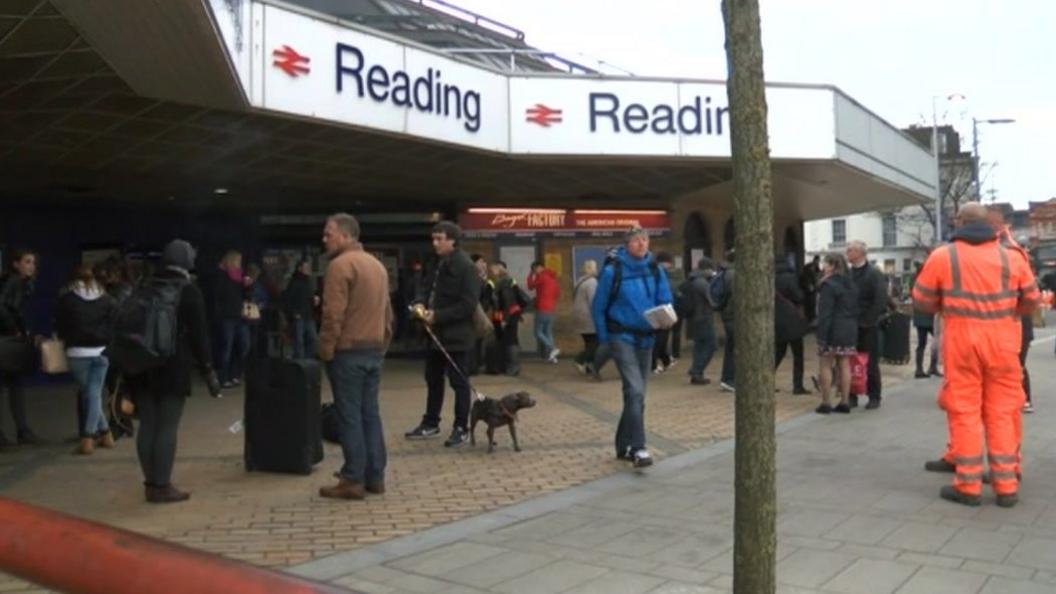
xmin=250 ymin=3 xmax=836 ymax=159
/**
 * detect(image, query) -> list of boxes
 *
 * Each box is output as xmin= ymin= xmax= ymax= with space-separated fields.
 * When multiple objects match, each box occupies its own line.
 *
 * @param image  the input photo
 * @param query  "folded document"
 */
xmin=644 ymin=304 xmax=678 ymax=330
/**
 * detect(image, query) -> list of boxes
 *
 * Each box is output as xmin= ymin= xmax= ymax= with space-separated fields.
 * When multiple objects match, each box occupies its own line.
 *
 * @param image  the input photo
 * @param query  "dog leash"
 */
xmin=419 ymin=319 xmax=485 ymax=401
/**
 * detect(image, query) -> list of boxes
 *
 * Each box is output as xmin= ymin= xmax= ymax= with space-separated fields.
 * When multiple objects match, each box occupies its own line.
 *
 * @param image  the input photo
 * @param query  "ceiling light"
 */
xmin=213 ymin=187 xmax=229 ymax=195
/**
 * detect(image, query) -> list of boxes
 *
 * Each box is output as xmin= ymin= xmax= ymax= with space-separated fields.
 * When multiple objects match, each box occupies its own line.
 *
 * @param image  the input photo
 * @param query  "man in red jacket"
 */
xmin=528 ymin=261 xmax=561 ymax=363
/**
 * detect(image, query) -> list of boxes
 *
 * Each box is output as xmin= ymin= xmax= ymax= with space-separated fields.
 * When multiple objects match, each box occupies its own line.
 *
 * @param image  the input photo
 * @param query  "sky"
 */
xmin=452 ymin=0 xmax=1055 ymax=208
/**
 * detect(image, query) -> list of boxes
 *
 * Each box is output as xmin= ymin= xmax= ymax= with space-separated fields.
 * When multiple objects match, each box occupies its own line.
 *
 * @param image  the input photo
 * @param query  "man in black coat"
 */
xmin=404 ymin=221 xmax=482 ymax=448
xmin=846 ymin=240 xmax=887 ymax=409
xmin=775 ymin=256 xmax=810 ymax=395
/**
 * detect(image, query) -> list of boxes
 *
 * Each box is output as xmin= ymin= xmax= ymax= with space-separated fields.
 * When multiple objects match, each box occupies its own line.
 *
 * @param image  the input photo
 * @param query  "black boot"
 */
xmin=940 ymin=485 xmax=980 ymax=507
xmin=915 ymin=368 xmax=929 ymax=379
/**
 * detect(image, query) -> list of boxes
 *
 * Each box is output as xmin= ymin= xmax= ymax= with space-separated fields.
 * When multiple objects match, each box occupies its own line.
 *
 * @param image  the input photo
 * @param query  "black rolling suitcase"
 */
xmin=880 ymin=311 xmax=911 ymax=365
xmin=244 ymin=357 xmax=324 ymax=474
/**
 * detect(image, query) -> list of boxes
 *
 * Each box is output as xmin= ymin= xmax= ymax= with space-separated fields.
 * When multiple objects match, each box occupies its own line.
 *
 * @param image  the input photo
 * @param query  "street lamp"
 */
xmin=931 ymin=93 xmax=965 ymax=242
xmin=972 ymin=117 xmax=1015 ymax=200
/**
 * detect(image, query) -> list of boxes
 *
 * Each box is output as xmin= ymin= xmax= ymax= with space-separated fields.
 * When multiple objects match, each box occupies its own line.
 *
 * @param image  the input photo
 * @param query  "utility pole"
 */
xmin=722 ymin=0 xmax=776 ymax=592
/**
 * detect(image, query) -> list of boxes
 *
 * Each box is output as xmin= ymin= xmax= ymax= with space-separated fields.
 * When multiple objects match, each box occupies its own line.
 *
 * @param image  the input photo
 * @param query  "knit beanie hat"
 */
xmin=162 ymin=239 xmax=196 ymax=271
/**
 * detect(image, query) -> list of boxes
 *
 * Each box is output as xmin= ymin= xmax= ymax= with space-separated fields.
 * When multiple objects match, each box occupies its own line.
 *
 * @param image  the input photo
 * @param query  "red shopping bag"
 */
xmin=850 ymin=352 xmax=869 ymax=396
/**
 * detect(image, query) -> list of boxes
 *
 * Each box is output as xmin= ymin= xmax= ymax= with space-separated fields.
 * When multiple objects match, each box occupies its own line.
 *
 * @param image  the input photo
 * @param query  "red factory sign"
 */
xmin=460 ymin=209 xmax=670 ymax=237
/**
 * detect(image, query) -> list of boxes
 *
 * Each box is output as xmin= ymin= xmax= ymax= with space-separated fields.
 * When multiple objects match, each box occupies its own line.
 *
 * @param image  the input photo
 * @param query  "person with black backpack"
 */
xmin=706 ymin=250 xmax=736 ymax=393
xmin=591 ymin=226 xmax=673 ymax=468
xmin=117 ymin=240 xmax=221 ymax=504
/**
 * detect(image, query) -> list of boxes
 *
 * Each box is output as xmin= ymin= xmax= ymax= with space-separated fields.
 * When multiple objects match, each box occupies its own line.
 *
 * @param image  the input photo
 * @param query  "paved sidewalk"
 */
xmin=288 ymin=334 xmax=1056 ymax=594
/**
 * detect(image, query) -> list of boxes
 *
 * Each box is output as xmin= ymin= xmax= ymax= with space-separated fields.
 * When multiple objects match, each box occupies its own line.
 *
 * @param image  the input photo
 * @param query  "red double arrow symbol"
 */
xmin=526 ymin=104 xmax=563 ymax=127
xmin=273 ymin=45 xmax=310 ymax=77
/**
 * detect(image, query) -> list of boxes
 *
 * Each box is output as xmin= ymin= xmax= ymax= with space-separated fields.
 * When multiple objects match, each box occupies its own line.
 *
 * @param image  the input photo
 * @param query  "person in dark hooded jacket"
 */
xmin=682 ymin=258 xmax=717 ymax=385
xmin=126 ymin=240 xmax=221 ymax=504
xmin=283 ymin=259 xmax=319 ymax=359
xmin=775 ymin=256 xmax=810 ymax=394
xmin=815 ymin=252 xmax=859 ymax=414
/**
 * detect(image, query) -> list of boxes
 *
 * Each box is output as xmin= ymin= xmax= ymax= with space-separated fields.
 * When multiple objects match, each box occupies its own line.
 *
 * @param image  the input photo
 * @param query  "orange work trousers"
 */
xmin=938 ymin=324 xmax=1024 ymax=496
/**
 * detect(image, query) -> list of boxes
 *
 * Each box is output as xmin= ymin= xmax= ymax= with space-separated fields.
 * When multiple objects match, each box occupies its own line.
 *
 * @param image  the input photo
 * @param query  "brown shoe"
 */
xmin=97 ymin=432 xmax=115 ymax=449
xmin=145 ymin=484 xmax=191 ymax=504
xmin=319 ymin=478 xmax=366 ymax=500
xmin=74 ymin=437 xmax=94 ymax=455
xmin=365 ymin=482 xmax=386 ymax=495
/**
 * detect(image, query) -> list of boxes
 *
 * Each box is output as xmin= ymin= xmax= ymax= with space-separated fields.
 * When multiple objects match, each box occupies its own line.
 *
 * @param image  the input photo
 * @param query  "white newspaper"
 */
xmin=644 ymin=304 xmax=678 ymax=330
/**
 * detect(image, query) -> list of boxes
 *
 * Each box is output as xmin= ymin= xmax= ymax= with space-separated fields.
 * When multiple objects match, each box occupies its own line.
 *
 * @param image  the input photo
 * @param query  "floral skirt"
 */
xmin=818 ymin=345 xmax=857 ymax=357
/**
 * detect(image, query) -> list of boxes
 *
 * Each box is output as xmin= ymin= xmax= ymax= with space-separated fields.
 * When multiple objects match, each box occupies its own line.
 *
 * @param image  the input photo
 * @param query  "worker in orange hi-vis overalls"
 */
xmin=913 ymin=203 xmax=1040 ymax=508
xmin=927 ymin=210 xmax=1036 ymax=479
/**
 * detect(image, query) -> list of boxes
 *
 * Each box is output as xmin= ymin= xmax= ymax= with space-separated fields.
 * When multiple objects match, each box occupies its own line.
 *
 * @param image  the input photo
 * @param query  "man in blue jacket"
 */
xmin=592 ymin=226 xmax=673 ymax=468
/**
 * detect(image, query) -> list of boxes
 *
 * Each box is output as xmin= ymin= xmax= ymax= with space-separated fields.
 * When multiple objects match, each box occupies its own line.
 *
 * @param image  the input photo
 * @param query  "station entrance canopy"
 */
xmin=1 ymin=0 xmax=936 ymax=218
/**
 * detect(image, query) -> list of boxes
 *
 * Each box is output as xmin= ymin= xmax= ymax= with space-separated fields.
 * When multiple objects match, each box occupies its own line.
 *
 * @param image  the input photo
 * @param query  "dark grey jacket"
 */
xmin=0 ymin=273 xmax=31 ymax=336
xmin=850 ymin=262 xmax=887 ymax=327
xmin=418 ymin=249 xmax=482 ymax=353
xmin=682 ymin=269 xmax=715 ymax=339
xmin=816 ymin=274 xmax=858 ymax=350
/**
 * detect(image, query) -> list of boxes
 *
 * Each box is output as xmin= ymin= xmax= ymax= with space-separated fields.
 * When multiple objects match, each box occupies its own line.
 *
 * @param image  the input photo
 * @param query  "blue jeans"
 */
xmin=610 ymin=339 xmax=651 ymax=456
xmin=689 ymin=323 xmax=717 ymax=378
xmin=69 ymin=355 xmax=110 ymax=438
xmin=326 ymin=350 xmax=387 ymax=485
xmin=220 ymin=319 xmax=251 ymax=382
xmin=721 ymin=322 xmax=735 ymax=385
xmin=292 ymin=317 xmax=319 ymax=359
xmin=534 ymin=313 xmax=555 ymax=356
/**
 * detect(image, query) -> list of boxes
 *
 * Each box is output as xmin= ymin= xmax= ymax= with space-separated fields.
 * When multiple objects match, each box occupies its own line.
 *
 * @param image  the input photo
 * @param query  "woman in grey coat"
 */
xmin=572 ymin=260 xmax=599 ymax=374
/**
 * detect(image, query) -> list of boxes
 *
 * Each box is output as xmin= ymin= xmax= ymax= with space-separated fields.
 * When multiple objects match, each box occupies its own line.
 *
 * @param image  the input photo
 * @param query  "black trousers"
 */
xmin=775 ymin=337 xmax=806 ymax=390
xmin=0 ymin=372 xmax=29 ymax=437
xmin=915 ymin=326 xmax=938 ymax=372
xmin=423 ymin=348 xmax=471 ymax=430
xmin=575 ymin=333 xmax=599 ymax=366
xmin=652 ymin=329 xmax=672 ymax=369
xmin=670 ymin=319 xmax=684 ymax=359
xmin=135 ymin=392 xmax=186 ymax=487
xmin=1020 ymin=338 xmax=1032 ymax=404
xmin=856 ymin=325 xmax=882 ymax=400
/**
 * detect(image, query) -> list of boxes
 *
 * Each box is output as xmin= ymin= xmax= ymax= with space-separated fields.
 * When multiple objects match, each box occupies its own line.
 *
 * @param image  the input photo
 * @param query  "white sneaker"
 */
xmin=548 ymin=349 xmax=561 ymax=363
xmin=1024 ymin=402 xmax=1035 ymax=413
xmin=720 ymin=382 xmax=735 ymax=393
xmin=632 ymin=449 xmax=653 ymax=468
xmin=653 ymin=365 xmax=665 ymax=375
xmin=667 ymin=359 xmax=678 ymax=369
xmin=573 ymin=361 xmax=587 ymax=375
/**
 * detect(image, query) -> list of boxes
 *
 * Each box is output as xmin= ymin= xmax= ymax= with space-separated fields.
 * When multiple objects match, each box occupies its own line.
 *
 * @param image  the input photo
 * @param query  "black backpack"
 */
xmin=106 ymin=278 xmax=187 ymax=375
xmin=706 ymin=268 xmax=731 ymax=311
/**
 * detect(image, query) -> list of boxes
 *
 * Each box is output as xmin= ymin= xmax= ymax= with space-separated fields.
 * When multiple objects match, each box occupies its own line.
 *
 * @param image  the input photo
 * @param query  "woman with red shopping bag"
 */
xmin=815 ymin=253 xmax=859 ymax=414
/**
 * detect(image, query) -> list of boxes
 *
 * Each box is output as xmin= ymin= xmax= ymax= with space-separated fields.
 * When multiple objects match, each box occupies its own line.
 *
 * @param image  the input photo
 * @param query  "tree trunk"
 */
xmin=722 ymin=1 xmax=776 ymax=593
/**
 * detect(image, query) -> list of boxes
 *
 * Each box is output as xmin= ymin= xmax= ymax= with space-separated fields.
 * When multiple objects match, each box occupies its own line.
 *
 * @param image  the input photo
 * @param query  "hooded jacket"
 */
xmin=591 ymin=247 xmax=672 ymax=348
xmin=816 ymin=273 xmax=859 ymax=350
xmin=682 ymin=268 xmax=715 ymax=339
xmin=55 ymin=283 xmax=116 ymax=357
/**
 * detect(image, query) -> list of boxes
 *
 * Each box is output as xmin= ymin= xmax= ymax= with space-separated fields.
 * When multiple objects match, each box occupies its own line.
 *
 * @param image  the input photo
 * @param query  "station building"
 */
xmin=0 ymin=0 xmax=936 ymax=352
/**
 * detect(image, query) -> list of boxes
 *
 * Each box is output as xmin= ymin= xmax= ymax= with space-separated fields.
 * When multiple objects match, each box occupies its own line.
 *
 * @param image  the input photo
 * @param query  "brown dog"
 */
xmin=470 ymin=391 xmax=536 ymax=453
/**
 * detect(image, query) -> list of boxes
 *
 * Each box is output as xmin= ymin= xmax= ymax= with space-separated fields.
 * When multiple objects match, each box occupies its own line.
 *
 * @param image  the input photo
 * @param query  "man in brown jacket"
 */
xmin=318 ymin=213 xmax=394 ymax=500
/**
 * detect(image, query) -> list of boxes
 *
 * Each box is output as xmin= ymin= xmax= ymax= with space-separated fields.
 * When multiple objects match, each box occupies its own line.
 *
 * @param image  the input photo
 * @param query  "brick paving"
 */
xmin=0 ymin=337 xmax=916 ymax=592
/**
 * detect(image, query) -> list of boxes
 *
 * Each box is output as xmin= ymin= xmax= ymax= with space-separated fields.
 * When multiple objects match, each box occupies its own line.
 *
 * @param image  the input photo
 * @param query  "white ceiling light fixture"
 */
xmin=213 ymin=187 xmax=229 ymax=196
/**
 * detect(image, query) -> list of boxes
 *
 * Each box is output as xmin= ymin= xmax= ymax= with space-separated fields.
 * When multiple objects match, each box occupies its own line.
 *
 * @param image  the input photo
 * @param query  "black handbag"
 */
xmin=0 ymin=335 xmax=36 ymax=375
